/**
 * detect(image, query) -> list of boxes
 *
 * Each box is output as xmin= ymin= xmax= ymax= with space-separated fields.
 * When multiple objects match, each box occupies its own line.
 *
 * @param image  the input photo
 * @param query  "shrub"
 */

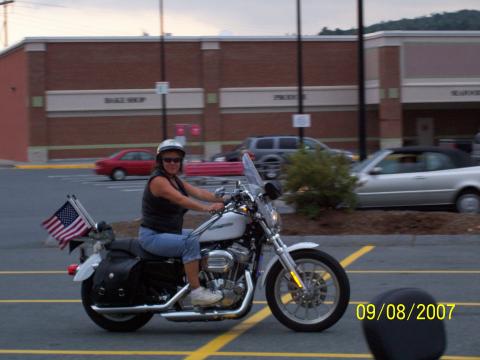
xmin=283 ymin=148 xmax=357 ymax=218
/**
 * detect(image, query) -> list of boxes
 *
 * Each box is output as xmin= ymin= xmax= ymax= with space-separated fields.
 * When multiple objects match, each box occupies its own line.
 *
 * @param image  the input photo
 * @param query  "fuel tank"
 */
xmin=198 ymin=211 xmax=248 ymax=243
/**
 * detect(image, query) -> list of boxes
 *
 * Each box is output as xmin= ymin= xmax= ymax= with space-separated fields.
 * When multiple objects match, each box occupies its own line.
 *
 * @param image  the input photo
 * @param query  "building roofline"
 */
xmin=3 ymin=30 xmax=480 ymax=57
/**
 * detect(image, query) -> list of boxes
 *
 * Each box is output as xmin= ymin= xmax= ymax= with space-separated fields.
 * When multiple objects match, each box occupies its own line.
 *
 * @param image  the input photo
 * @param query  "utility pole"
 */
xmin=357 ymin=0 xmax=367 ymax=160
xmin=159 ymin=0 xmax=167 ymax=140
xmin=1 ymin=0 xmax=13 ymax=48
xmin=296 ymin=0 xmax=304 ymax=145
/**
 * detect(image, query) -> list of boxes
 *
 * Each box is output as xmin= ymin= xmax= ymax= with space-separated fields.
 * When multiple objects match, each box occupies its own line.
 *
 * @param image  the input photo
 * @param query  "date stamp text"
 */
xmin=356 ymin=303 xmax=455 ymax=321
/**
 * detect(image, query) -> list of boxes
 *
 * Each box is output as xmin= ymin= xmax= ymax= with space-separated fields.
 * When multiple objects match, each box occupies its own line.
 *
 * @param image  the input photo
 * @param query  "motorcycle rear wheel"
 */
xmin=81 ymin=278 xmax=153 ymax=332
xmin=265 ymin=249 xmax=350 ymax=332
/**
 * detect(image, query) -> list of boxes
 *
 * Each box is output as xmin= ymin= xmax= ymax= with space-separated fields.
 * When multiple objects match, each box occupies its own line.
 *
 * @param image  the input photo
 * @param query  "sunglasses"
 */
xmin=162 ymin=157 xmax=182 ymax=164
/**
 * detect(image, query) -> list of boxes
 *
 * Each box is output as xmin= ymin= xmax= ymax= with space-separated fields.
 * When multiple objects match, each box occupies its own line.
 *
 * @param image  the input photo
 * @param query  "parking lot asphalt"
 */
xmin=1 ymin=166 xmax=479 ymax=359
xmin=0 ymin=244 xmax=479 ymax=360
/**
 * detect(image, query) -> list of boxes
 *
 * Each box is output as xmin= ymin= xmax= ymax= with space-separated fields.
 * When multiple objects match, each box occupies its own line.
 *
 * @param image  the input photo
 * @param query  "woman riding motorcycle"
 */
xmin=138 ymin=139 xmax=225 ymax=306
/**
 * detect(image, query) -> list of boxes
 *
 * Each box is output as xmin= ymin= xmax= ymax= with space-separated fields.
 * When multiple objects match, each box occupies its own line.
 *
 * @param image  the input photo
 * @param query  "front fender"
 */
xmin=259 ymin=242 xmax=318 ymax=288
xmin=73 ymin=253 xmax=101 ymax=282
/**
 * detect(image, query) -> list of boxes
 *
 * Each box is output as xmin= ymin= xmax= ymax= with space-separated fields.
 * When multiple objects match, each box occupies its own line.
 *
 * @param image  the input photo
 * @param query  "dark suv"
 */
xmin=211 ymin=136 xmax=354 ymax=179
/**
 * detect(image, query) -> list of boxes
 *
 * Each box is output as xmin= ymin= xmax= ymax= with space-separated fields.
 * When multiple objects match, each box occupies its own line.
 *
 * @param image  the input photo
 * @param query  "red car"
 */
xmin=94 ymin=149 xmax=156 ymax=180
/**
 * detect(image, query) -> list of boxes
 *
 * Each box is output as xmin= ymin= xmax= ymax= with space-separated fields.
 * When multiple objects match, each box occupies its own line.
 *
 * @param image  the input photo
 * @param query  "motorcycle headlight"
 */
xmin=270 ymin=209 xmax=281 ymax=232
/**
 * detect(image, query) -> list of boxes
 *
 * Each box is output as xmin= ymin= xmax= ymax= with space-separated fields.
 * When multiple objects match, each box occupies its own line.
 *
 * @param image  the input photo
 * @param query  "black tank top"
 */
xmin=141 ymin=168 xmax=188 ymax=234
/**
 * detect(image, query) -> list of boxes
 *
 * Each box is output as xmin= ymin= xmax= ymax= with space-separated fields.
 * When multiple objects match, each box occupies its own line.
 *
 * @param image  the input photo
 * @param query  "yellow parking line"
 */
xmin=2 ymin=269 xmax=478 ymax=276
xmin=0 ymin=300 xmax=80 ymax=303
xmin=214 ymin=352 xmax=372 ymax=358
xmin=2 ymin=299 xmax=479 ymax=307
xmin=185 ymin=245 xmax=375 ymax=360
xmin=347 ymin=270 xmax=480 ymax=274
xmin=0 ymin=349 xmax=189 ymax=356
xmin=0 ymin=350 xmax=368 ymax=358
xmin=251 ymin=301 xmax=480 ymax=307
xmin=0 ymin=271 xmax=66 ymax=275
xmin=0 ymin=349 xmax=477 ymax=359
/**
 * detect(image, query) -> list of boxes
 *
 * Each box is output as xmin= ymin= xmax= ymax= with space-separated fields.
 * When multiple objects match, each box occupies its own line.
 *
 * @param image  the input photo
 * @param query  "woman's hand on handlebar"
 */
xmin=222 ymin=195 xmax=232 ymax=205
xmin=206 ymin=203 xmax=224 ymax=214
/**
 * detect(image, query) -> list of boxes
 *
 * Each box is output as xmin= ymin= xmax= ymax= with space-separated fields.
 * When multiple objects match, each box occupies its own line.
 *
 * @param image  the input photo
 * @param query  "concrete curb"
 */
xmin=16 ymin=163 xmax=94 ymax=169
xmin=0 ymin=160 xmax=15 ymax=169
xmin=281 ymin=234 xmax=480 ymax=246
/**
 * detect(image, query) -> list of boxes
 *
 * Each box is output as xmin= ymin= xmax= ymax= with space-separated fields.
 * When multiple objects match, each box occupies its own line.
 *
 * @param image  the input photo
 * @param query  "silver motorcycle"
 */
xmin=68 ymin=153 xmax=350 ymax=332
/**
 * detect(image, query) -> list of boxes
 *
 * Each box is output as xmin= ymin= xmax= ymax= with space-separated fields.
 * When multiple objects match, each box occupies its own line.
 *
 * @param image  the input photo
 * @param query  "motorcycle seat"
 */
xmin=108 ymin=239 xmax=179 ymax=262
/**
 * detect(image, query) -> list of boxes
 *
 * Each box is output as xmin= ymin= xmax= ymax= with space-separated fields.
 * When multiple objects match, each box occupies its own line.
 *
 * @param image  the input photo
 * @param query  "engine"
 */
xmin=200 ymin=243 xmax=252 ymax=306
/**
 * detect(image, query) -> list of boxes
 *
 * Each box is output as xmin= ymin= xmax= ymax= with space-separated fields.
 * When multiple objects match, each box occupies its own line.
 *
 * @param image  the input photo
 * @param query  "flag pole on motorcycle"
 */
xmin=42 ymin=195 xmax=96 ymax=250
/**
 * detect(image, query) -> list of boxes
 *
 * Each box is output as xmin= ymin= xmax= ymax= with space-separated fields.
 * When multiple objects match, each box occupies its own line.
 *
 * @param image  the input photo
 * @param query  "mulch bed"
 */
xmin=111 ymin=210 xmax=480 ymax=237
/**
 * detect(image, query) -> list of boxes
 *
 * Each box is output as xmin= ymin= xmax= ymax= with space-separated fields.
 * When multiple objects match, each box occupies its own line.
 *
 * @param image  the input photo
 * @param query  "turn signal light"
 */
xmin=290 ymin=271 xmax=303 ymax=289
xmin=67 ymin=264 xmax=79 ymax=276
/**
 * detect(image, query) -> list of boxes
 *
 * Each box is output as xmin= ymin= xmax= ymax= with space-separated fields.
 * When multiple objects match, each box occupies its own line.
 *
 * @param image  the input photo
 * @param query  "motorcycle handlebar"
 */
xmin=223 ymin=195 xmax=232 ymax=206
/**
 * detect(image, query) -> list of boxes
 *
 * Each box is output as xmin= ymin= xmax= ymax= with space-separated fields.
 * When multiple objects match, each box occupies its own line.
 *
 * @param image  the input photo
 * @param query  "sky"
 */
xmin=1 ymin=0 xmax=479 ymax=48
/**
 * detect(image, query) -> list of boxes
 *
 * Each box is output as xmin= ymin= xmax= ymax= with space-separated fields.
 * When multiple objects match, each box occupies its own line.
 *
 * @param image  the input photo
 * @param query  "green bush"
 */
xmin=283 ymin=148 xmax=358 ymax=218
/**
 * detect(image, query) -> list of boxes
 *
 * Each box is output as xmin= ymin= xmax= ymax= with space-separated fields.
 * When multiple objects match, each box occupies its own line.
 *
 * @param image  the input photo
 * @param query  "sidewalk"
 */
xmin=0 ymin=159 xmax=15 ymax=168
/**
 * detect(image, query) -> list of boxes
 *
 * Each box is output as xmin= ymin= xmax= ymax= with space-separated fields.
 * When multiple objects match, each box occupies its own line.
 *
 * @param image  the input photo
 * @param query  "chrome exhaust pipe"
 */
xmin=161 ymin=270 xmax=254 ymax=322
xmin=91 ymin=284 xmax=190 ymax=314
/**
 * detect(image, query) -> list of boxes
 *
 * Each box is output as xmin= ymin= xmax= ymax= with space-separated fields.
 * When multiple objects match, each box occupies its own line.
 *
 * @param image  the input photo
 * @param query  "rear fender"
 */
xmin=259 ymin=242 xmax=318 ymax=288
xmin=73 ymin=253 xmax=102 ymax=282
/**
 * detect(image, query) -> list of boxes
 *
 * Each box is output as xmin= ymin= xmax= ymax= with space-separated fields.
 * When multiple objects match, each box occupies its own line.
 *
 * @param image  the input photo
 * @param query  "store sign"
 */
xmin=451 ymin=90 xmax=480 ymax=96
xmin=104 ymin=97 xmax=146 ymax=104
xmin=190 ymin=124 xmax=201 ymax=136
xmin=273 ymin=94 xmax=306 ymax=101
xmin=293 ymin=114 xmax=311 ymax=128
xmin=156 ymin=82 xmax=169 ymax=95
xmin=46 ymin=89 xmax=204 ymax=114
xmin=175 ymin=124 xmax=185 ymax=136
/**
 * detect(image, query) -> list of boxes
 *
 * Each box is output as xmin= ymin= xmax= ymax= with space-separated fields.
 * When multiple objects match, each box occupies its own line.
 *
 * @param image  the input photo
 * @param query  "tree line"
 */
xmin=319 ymin=9 xmax=480 ymax=35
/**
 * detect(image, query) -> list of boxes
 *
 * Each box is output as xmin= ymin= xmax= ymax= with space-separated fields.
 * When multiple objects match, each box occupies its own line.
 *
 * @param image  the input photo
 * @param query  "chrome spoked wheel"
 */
xmin=273 ymin=259 xmax=340 ymax=325
xmin=266 ymin=249 xmax=350 ymax=332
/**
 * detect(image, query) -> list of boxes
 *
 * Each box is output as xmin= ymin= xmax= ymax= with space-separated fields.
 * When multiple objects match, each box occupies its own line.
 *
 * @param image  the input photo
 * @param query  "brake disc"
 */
xmin=287 ymin=272 xmax=328 ymax=308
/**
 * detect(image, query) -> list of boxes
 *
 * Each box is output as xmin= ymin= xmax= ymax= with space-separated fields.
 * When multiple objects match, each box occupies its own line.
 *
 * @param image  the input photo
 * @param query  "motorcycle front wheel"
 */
xmin=81 ymin=278 xmax=153 ymax=332
xmin=265 ymin=249 xmax=350 ymax=332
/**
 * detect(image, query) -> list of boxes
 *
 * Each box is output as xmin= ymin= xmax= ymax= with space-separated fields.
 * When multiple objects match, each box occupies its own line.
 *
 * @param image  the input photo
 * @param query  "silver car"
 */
xmin=352 ymin=146 xmax=480 ymax=213
xmin=211 ymin=136 xmax=355 ymax=179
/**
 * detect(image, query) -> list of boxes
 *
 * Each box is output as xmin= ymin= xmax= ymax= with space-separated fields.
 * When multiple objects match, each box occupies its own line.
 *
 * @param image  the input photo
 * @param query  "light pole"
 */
xmin=357 ymin=0 xmax=367 ymax=160
xmin=1 ymin=0 xmax=14 ymax=48
xmin=296 ymin=0 xmax=304 ymax=145
xmin=159 ymin=0 xmax=167 ymax=140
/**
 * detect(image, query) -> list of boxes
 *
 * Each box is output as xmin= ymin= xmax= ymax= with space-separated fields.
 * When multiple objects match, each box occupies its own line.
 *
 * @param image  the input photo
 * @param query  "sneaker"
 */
xmin=190 ymin=286 xmax=223 ymax=306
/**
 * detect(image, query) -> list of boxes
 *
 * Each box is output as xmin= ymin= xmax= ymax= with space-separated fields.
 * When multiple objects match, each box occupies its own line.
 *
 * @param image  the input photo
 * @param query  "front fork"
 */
xmin=270 ymin=234 xmax=307 ymax=290
xmin=257 ymin=217 xmax=308 ymax=291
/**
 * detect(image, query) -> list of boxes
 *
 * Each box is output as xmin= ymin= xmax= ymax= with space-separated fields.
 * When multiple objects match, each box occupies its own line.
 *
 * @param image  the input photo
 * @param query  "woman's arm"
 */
xmin=150 ymin=177 xmax=222 ymax=212
xmin=181 ymin=180 xmax=225 ymax=203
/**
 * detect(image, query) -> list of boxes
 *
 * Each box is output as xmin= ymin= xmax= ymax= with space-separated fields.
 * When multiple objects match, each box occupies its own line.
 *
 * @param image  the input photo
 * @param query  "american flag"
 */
xmin=42 ymin=201 xmax=91 ymax=249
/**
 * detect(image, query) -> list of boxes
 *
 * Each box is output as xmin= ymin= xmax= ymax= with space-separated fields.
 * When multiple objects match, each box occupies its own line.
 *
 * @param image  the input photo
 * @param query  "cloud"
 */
xmin=4 ymin=0 xmax=478 ymax=47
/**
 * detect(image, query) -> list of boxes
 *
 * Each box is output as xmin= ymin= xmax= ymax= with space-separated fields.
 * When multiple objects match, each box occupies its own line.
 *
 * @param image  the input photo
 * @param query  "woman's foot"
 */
xmin=190 ymin=286 xmax=223 ymax=306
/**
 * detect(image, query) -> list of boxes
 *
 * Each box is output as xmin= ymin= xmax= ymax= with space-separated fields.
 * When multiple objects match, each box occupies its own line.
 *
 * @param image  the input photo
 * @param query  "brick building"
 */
xmin=1 ymin=31 xmax=480 ymax=162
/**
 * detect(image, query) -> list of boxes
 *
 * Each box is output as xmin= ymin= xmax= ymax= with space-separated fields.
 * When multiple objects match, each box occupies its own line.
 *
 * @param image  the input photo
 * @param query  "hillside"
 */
xmin=319 ymin=9 xmax=480 ymax=35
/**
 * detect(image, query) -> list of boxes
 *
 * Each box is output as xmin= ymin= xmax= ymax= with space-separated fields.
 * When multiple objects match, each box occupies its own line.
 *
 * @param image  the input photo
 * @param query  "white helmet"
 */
xmin=156 ymin=139 xmax=185 ymax=157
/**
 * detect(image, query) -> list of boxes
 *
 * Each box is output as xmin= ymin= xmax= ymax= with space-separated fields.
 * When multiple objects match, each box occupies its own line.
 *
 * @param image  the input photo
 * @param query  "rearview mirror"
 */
xmin=369 ymin=167 xmax=383 ymax=175
xmin=214 ymin=187 xmax=226 ymax=198
xmin=264 ymin=181 xmax=282 ymax=200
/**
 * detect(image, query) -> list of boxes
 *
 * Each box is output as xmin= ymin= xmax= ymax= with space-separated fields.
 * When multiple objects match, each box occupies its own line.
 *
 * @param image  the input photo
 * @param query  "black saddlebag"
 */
xmin=92 ymin=251 xmax=142 ymax=306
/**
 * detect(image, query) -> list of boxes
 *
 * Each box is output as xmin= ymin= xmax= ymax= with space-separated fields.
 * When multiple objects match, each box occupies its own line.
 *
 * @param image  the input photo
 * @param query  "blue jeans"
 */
xmin=138 ymin=226 xmax=200 ymax=264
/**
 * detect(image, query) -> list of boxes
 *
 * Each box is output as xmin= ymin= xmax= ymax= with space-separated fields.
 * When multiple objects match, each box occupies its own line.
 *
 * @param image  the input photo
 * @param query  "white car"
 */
xmin=352 ymin=146 xmax=480 ymax=213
